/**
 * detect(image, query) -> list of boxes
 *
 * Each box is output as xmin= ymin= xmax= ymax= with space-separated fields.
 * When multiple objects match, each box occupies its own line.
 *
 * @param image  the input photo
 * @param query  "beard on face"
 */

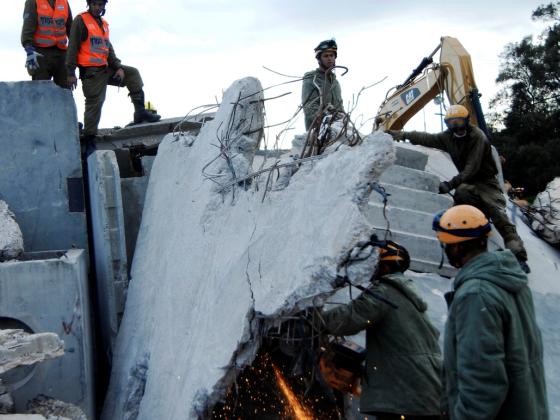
xmin=444 ymin=244 xmax=463 ymax=268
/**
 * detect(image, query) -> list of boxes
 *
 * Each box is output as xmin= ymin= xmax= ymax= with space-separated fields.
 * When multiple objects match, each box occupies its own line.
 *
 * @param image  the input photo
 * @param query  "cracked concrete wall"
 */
xmin=0 ymin=250 xmax=94 ymax=418
xmin=0 ymin=81 xmax=87 ymax=253
xmin=102 ymin=77 xmax=395 ymax=419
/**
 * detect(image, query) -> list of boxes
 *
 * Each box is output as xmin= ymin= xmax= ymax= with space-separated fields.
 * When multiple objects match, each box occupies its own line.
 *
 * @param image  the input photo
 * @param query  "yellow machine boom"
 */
xmin=374 ymin=36 xmax=484 ymax=132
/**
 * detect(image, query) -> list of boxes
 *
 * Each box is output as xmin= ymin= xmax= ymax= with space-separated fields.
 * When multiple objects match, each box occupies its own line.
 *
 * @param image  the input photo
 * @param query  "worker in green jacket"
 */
xmin=387 ymin=104 xmax=529 ymax=273
xmin=433 ymin=204 xmax=548 ymax=420
xmin=21 ymin=0 xmax=73 ymax=88
xmin=320 ymin=241 xmax=442 ymax=420
xmin=302 ymin=39 xmax=344 ymax=131
xmin=66 ymin=0 xmax=160 ymax=145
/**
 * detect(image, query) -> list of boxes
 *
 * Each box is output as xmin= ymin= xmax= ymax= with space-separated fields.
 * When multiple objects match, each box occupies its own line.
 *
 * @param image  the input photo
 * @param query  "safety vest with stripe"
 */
xmin=33 ymin=0 xmax=69 ymax=50
xmin=77 ymin=12 xmax=110 ymax=67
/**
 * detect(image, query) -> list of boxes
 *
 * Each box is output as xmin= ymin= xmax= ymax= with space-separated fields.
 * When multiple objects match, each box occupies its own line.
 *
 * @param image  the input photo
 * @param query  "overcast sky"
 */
xmin=2 ymin=0 xmax=547 ymax=148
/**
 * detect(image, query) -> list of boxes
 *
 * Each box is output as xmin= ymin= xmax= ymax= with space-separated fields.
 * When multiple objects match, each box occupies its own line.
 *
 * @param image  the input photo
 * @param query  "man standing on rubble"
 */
xmin=302 ymin=39 xmax=345 ymax=131
xmin=21 ymin=0 xmax=73 ymax=88
xmin=66 ymin=0 xmax=160 ymax=145
xmin=386 ymin=104 xmax=530 ymax=273
xmin=319 ymin=241 xmax=442 ymax=420
xmin=432 ymin=205 xmax=548 ymax=419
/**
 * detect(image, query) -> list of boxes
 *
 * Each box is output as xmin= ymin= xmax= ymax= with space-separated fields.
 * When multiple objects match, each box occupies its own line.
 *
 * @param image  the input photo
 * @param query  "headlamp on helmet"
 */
xmin=378 ymin=240 xmax=410 ymax=272
xmin=314 ymin=39 xmax=338 ymax=59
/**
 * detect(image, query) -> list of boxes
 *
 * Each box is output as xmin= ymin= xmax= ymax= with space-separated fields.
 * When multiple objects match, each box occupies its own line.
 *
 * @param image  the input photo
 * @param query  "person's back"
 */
xmin=444 ymin=250 xmax=547 ymax=419
xmin=433 ymin=205 xmax=547 ymax=419
xmin=362 ymin=273 xmax=442 ymax=417
xmin=321 ymin=242 xmax=442 ymax=419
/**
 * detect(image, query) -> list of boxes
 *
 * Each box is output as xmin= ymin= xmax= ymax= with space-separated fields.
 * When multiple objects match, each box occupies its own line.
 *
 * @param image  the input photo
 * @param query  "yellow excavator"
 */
xmin=374 ymin=36 xmax=490 ymax=136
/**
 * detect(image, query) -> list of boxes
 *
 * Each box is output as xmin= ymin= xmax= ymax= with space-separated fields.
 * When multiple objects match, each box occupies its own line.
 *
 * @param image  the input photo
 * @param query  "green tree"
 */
xmin=491 ymin=2 xmax=560 ymax=196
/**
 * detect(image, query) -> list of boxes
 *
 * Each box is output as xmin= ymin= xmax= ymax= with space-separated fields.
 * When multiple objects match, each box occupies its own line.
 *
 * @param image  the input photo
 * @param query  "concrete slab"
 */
xmin=380 ymin=165 xmax=440 ymax=192
xmin=394 ymin=144 xmax=428 ymax=170
xmin=120 ymin=177 xmax=149 ymax=272
xmin=95 ymin=115 xmax=212 ymax=150
xmin=0 ymin=250 xmax=94 ymax=418
xmin=0 ymin=81 xmax=87 ymax=253
xmin=363 ymin=203 xmax=444 ymax=238
xmin=369 ymin=184 xmax=452 ymax=215
xmin=87 ymin=151 xmax=129 ymax=358
xmin=102 ymin=78 xmax=396 ymax=420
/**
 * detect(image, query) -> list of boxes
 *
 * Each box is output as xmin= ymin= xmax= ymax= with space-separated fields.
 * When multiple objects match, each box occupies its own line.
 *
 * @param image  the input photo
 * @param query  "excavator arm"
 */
xmin=374 ymin=36 xmax=489 ymax=134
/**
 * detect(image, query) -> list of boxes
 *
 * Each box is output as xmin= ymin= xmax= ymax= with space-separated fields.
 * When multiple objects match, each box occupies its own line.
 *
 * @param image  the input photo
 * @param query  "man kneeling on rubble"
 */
xmin=386 ymin=104 xmax=529 ymax=273
xmin=319 ymin=241 xmax=442 ymax=420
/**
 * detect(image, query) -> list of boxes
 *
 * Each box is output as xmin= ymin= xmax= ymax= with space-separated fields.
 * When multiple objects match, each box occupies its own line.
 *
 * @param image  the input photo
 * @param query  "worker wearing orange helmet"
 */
xmin=432 ymin=205 xmax=547 ymax=419
xmin=387 ymin=104 xmax=529 ymax=272
xmin=319 ymin=241 xmax=442 ymax=420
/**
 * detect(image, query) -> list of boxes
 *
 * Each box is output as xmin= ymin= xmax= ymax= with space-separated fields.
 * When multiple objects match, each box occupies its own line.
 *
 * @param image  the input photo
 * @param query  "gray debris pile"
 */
xmin=0 ymin=330 xmax=63 ymax=374
xmin=0 ymin=330 xmax=84 ymax=419
xmin=26 ymin=396 xmax=87 ymax=420
xmin=102 ymin=77 xmax=395 ymax=419
xmin=528 ymin=177 xmax=560 ymax=245
xmin=0 ymin=201 xmax=24 ymax=262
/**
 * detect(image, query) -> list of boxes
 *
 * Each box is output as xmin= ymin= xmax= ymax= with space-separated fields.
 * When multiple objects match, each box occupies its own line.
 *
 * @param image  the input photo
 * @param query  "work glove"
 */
xmin=438 ymin=181 xmax=452 ymax=194
xmin=24 ymin=45 xmax=43 ymax=74
xmin=67 ymin=75 xmax=78 ymax=90
xmin=385 ymin=130 xmax=404 ymax=141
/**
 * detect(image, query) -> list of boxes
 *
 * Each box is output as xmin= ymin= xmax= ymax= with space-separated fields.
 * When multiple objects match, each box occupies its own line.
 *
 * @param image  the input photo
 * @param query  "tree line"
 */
xmin=490 ymin=2 xmax=560 ymax=198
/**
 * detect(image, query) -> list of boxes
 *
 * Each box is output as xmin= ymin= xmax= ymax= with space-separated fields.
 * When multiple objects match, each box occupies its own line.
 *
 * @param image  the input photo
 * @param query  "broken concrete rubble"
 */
xmin=102 ymin=77 xmax=395 ymax=419
xmin=527 ymin=177 xmax=560 ymax=245
xmin=0 ymin=331 xmax=87 ymax=420
xmin=0 ymin=82 xmax=86 ymax=254
xmin=26 ymin=396 xmax=86 ymax=420
xmin=0 ymin=250 xmax=94 ymax=418
xmin=0 ymin=330 xmax=63 ymax=375
xmin=0 ymin=202 xmax=24 ymax=262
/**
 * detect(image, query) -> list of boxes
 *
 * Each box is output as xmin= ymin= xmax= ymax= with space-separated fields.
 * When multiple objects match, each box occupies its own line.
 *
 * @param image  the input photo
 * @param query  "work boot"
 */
xmin=131 ymin=90 xmax=161 ymax=124
xmin=134 ymin=108 xmax=161 ymax=124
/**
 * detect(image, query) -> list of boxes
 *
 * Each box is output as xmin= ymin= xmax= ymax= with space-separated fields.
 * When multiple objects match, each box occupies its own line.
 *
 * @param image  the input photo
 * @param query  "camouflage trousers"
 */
xmin=80 ymin=64 xmax=143 ymax=136
xmin=454 ymin=180 xmax=527 ymax=260
xmin=32 ymin=47 xmax=68 ymax=89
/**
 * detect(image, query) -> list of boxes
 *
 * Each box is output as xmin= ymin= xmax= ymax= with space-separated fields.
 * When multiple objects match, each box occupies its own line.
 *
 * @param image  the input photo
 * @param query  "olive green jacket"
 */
xmin=322 ymin=273 xmax=442 ymax=416
xmin=402 ymin=126 xmax=498 ymax=188
xmin=301 ymin=68 xmax=344 ymax=130
xmin=65 ymin=12 xmax=122 ymax=78
xmin=21 ymin=0 xmax=73 ymax=49
xmin=444 ymin=250 xmax=548 ymax=419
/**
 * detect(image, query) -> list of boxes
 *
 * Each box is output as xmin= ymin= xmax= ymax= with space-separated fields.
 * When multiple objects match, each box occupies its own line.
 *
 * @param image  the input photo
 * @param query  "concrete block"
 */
xmin=363 ymin=203 xmax=442 ymax=238
xmin=368 ymin=184 xmax=452 ymax=215
xmin=0 ymin=250 xmax=94 ymax=418
xmin=140 ymin=156 xmax=156 ymax=176
xmin=0 ymin=331 xmax=64 ymax=374
xmin=0 ymin=202 xmax=23 ymax=262
xmin=87 ymin=151 xmax=129 ymax=357
xmin=0 ymin=81 xmax=87 ymax=253
xmin=380 ymin=165 xmax=440 ymax=192
xmin=120 ymin=177 xmax=149 ymax=271
xmin=394 ymin=145 xmax=428 ymax=170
